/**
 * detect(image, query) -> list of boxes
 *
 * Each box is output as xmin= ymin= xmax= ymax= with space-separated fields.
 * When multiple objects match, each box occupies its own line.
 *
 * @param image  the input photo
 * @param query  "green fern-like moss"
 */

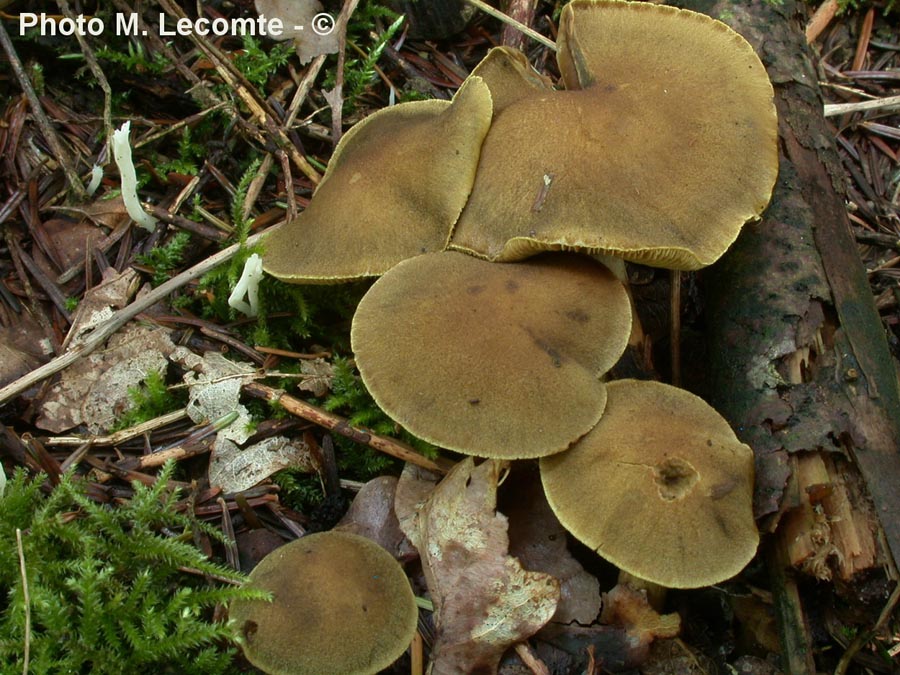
xmin=0 ymin=462 xmax=268 ymax=674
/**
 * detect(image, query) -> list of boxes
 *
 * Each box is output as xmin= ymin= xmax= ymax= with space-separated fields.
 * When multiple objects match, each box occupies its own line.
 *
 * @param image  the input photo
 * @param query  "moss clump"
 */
xmin=0 ymin=462 xmax=267 ymax=674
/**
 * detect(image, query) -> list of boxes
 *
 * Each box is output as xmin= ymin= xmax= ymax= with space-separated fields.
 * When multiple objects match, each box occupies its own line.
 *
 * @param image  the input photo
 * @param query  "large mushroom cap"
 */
xmin=229 ymin=531 xmax=418 ymax=675
xmin=263 ymin=76 xmax=492 ymax=283
xmin=540 ymin=379 xmax=759 ymax=588
xmin=351 ymin=251 xmax=632 ymax=459
xmin=449 ymin=0 xmax=778 ymax=270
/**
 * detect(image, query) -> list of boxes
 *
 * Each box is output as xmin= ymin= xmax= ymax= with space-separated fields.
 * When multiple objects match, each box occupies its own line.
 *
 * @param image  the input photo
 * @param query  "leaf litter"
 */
xmin=401 ymin=457 xmax=560 ymax=675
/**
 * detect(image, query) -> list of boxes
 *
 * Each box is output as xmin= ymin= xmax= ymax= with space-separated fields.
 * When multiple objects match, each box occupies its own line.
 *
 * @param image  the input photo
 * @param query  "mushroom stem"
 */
xmin=670 ymin=269 xmax=682 ymax=387
xmin=617 ymin=569 xmax=668 ymax=611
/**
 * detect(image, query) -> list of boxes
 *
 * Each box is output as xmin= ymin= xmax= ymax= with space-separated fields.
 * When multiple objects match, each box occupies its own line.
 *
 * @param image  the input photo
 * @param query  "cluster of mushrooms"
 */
xmin=231 ymin=1 xmax=780 ymax=673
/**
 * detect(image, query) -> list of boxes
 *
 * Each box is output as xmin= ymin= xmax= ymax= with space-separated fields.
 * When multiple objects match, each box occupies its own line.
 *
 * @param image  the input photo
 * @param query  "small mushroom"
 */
xmin=229 ymin=531 xmax=418 ymax=675
xmin=450 ymin=0 xmax=778 ymax=270
xmin=263 ymin=75 xmax=492 ymax=283
xmin=540 ymin=379 xmax=759 ymax=588
xmin=350 ymin=251 xmax=632 ymax=459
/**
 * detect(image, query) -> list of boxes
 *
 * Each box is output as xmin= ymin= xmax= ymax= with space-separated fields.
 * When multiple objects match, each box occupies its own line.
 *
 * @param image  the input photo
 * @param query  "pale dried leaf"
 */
xmin=503 ymin=469 xmax=601 ymax=625
xmin=394 ymin=462 xmax=442 ymax=548
xmin=297 ymin=358 xmax=334 ymax=397
xmin=416 ymin=458 xmax=560 ymax=675
xmin=174 ymin=350 xmax=256 ymax=444
xmin=67 ymin=268 xmax=141 ymax=347
xmin=254 ymin=0 xmax=340 ymax=64
xmin=335 ymin=475 xmax=416 ymax=559
xmin=37 ymin=324 xmax=175 ymax=433
xmin=209 ymin=435 xmax=316 ymax=493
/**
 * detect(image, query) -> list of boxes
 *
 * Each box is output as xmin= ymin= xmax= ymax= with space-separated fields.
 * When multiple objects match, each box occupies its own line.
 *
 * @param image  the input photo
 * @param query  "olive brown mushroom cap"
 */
xmin=467 ymin=46 xmax=554 ymax=115
xmin=351 ymin=251 xmax=632 ymax=459
xmin=263 ymin=76 xmax=493 ymax=283
xmin=449 ymin=1 xmax=778 ymax=270
xmin=540 ymin=379 xmax=759 ymax=589
xmin=229 ymin=531 xmax=418 ymax=675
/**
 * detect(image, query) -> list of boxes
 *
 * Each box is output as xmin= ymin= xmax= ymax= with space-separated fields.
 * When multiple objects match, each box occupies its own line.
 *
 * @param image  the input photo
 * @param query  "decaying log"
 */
xmin=678 ymin=0 xmax=900 ymax=669
xmin=688 ymin=0 xmax=900 ymax=580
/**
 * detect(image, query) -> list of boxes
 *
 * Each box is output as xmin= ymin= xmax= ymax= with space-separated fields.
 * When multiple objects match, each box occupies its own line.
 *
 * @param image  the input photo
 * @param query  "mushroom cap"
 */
xmin=540 ymin=379 xmax=759 ymax=588
xmin=229 ymin=531 xmax=418 ymax=675
xmin=468 ymin=46 xmax=554 ymax=114
xmin=263 ymin=76 xmax=492 ymax=283
xmin=449 ymin=1 xmax=778 ymax=270
xmin=351 ymin=251 xmax=632 ymax=459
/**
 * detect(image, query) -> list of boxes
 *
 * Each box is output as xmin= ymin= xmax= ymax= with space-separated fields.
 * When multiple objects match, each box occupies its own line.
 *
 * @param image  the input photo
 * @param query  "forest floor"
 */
xmin=0 ymin=1 xmax=898 ymax=674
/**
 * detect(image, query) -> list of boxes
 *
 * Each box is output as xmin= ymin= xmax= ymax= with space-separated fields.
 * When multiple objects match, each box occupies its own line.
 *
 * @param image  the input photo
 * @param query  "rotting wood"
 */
xmin=690 ymin=0 xmax=900 ymax=577
xmin=677 ymin=0 xmax=900 ymax=669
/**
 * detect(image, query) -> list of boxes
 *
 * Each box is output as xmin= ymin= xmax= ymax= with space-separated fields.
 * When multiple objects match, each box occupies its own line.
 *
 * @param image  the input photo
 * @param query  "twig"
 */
xmin=670 ymin=270 xmax=682 ymax=387
xmin=0 ymin=20 xmax=87 ymax=200
xmin=825 ymin=94 xmax=900 ymax=117
xmin=0 ymin=231 xmax=266 ymax=406
xmin=155 ymin=0 xmax=322 ymax=186
xmin=44 ymin=409 xmax=189 ymax=446
xmin=242 ymin=381 xmax=450 ymax=473
xmin=16 ymin=528 xmax=30 ymax=675
xmin=328 ymin=0 xmax=362 ymax=148
xmin=514 ymin=643 xmax=550 ymax=675
xmin=805 ymin=0 xmax=838 ymax=44
xmin=463 ymin=0 xmax=556 ymax=51
xmin=114 ymin=412 xmax=239 ymax=472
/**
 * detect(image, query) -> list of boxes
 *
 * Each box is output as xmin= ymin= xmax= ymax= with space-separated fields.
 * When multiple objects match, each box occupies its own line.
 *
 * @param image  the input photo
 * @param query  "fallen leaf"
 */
xmin=209 ymin=435 xmax=315 ymax=493
xmin=501 ymin=468 xmax=601 ymax=625
xmin=335 ymin=475 xmax=416 ymax=559
xmin=254 ymin=0 xmax=340 ymax=64
xmin=37 ymin=324 xmax=175 ymax=433
xmin=66 ymin=267 xmax=141 ymax=348
xmin=600 ymin=583 xmax=681 ymax=660
xmin=173 ymin=349 xmax=256 ymax=445
xmin=296 ymin=358 xmax=334 ymax=397
xmin=0 ymin=308 xmax=48 ymax=388
xmin=413 ymin=458 xmax=560 ymax=675
xmin=394 ymin=461 xmax=442 ymax=546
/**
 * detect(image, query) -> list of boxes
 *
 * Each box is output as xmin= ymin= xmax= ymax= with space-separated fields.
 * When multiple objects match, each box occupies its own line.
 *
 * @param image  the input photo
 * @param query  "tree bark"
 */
xmin=683 ymin=0 xmax=900 ymax=578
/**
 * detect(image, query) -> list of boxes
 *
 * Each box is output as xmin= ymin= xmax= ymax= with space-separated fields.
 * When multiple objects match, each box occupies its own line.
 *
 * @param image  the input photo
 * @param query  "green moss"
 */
xmin=112 ymin=370 xmax=186 ymax=432
xmin=0 ymin=462 xmax=268 ymax=674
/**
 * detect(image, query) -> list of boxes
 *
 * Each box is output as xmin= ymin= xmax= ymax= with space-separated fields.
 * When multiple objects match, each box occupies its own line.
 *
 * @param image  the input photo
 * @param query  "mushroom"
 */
xmin=449 ymin=0 xmax=778 ymax=270
xmin=540 ymin=379 xmax=759 ymax=589
xmin=465 ymin=45 xmax=554 ymax=114
xmin=263 ymin=75 xmax=492 ymax=283
xmin=229 ymin=531 xmax=418 ymax=675
xmin=350 ymin=250 xmax=632 ymax=459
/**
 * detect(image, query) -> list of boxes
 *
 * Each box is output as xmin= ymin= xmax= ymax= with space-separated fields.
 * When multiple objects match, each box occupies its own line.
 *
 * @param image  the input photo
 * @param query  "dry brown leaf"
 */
xmin=296 ymin=358 xmax=334 ymax=397
xmin=335 ymin=475 xmax=416 ymax=559
xmin=502 ymin=468 xmax=601 ymax=625
xmin=0 ymin=308 xmax=48 ymax=388
xmin=37 ymin=324 xmax=175 ymax=433
xmin=600 ymin=584 xmax=681 ymax=660
xmin=208 ymin=435 xmax=316 ymax=493
xmin=254 ymin=0 xmax=340 ymax=64
xmin=66 ymin=268 xmax=141 ymax=348
xmin=414 ymin=458 xmax=560 ymax=675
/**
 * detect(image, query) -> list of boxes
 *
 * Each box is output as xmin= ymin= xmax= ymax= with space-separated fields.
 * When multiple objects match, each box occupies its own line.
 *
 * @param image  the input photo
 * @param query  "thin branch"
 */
xmin=0 ymin=231 xmax=266 ymax=406
xmin=0 ymin=20 xmax=87 ymax=200
xmin=16 ymin=528 xmax=30 ymax=675
xmin=242 ymin=381 xmax=450 ymax=473
xmin=463 ymin=0 xmax=556 ymax=51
